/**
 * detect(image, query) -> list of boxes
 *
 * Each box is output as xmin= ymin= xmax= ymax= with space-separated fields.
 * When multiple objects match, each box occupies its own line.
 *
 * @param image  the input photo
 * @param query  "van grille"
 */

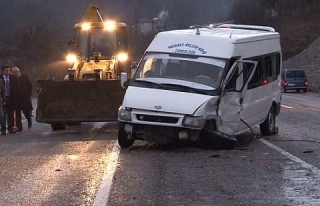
xmin=136 ymin=114 xmax=179 ymax=124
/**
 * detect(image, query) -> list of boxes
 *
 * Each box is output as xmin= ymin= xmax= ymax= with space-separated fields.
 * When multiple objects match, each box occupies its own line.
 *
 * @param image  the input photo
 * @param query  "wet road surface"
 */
xmin=0 ymin=93 xmax=320 ymax=206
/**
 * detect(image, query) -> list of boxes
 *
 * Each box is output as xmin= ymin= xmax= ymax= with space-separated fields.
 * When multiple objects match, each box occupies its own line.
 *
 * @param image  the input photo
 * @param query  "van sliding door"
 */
xmin=217 ymin=60 xmax=257 ymax=135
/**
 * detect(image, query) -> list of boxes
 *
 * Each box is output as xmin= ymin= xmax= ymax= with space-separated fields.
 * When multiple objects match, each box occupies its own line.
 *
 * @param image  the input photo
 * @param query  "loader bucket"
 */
xmin=36 ymin=80 xmax=126 ymax=123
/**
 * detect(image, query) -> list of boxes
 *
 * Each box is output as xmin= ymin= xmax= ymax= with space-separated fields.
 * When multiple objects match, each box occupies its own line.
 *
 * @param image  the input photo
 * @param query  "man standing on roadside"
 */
xmin=0 ymin=72 xmax=5 ymax=133
xmin=11 ymin=67 xmax=33 ymax=130
xmin=0 ymin=65 xmax=17 ymax=134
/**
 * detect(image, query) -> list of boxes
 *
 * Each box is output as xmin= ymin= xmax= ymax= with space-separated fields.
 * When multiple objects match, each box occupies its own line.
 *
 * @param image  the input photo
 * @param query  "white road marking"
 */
xmin=93 ymin=142 xmax=120 ymax=206
xmin=259 ymin=138 xmax=320 ymax=172
xmin=281 ymin=104 xmax=293 ymax=109
xmin=259 ymin=138 xmax=320 ymax=205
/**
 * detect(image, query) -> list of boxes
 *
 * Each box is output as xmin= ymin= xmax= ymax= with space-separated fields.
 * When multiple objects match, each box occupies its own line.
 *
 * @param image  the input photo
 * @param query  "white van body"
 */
xmin=118 ymin=24 xmax=282 ymax=148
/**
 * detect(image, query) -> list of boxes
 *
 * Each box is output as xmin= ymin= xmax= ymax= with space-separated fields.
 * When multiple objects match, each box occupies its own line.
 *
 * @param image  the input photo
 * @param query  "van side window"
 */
xmin=246 ymin=52 xmax=281 ymax=90
xmin=225 ymin=58 xmax=238 ymax=91
xmin=265 ymin=57 xmax=272 ymax=78
xmin=275 ymin=53 xmax=281 ymax=75
xmin=247 ymin=57 xmax=262 ymax=89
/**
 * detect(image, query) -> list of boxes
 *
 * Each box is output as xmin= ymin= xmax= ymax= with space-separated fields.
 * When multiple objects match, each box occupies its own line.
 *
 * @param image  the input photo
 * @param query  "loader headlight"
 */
xmin=182 ymin=115 xmax=206 ymax=129
xmin=66 ymin=54 xmax=77 ymax=63
xmin=104 ymin=20 xmax=116 ymax=31
xmin=118 ymin=107 xmax=132 ymax=121
xmin=117 ymin=52 xmax=129 ymax=62
xmin=82 ymin=22 xmax=91 ymax=30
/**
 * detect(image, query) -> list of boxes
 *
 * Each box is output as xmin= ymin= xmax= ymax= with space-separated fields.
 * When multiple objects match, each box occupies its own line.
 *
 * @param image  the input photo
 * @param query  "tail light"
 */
xmin=284 ymin=81 xmax=288 ymax=86
xmin=305 ymin=81 xmax=308 ymax=86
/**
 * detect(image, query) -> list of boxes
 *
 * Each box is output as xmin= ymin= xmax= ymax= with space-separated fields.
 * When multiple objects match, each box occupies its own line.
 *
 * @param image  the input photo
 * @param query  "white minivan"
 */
xmin=118 ymin=24 xmax=282 ymax=148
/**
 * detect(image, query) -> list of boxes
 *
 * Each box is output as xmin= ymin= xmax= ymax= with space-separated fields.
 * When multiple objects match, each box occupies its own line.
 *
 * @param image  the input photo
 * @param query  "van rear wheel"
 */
xmin=118 ymin=122 xmax=134 ymax=148
xmin=260 ymin=107 xmax=276 ymax=136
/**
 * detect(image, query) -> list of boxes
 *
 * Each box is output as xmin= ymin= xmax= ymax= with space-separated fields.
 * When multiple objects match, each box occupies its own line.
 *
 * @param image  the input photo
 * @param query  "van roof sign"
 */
xmin=147 ymin=27 xmax=280 ymax=58
xmin=167 ymin=43 xmax=207 ymax=55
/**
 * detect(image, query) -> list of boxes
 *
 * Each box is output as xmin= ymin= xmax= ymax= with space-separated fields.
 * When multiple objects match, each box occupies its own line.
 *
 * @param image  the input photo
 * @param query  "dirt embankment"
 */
xmin=283 ymin=36 xmax=320 ymax=92
xmin=278 ymin=11 xmax=320 ymax=92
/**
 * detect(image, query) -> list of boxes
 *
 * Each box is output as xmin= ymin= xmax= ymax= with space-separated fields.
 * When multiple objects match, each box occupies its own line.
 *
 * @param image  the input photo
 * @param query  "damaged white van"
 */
xmin=118 ymin=24 xmax=282 ymax=148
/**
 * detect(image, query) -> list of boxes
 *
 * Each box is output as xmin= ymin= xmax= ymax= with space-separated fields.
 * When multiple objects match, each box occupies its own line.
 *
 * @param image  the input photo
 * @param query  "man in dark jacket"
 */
xmin=11 ymin=67 xmax=33 ymax=130
xmin=0 ymin=73 xmax=5 ymax=133
xmin=0 ymin=65 xmax=17 ymax=134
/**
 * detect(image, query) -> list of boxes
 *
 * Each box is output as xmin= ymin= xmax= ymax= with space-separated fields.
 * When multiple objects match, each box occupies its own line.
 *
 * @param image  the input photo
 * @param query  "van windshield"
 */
xmin=132 ymin=53 xmax=226 ymax=92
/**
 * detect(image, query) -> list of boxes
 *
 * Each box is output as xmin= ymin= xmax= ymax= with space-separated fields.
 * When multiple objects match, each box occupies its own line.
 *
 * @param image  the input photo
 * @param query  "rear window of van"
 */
xmin=285 ymin=70 xmax=306 ymax=78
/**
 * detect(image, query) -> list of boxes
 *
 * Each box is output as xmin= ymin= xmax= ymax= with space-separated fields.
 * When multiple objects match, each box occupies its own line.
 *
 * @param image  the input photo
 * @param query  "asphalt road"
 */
xmin=0 ymin=92 xmax=320 ymax=206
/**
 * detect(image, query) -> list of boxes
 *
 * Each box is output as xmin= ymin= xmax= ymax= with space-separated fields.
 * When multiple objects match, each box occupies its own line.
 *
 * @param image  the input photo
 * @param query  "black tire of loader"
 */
xmin=260 ymin=106 xmax=276 ymax=136
xmin=118 ymin=122 xmax=134 ymax=148
xmin=66 ymin=122 xmax=81 ymax=126
xmin=51 ymin=123 xmax=66 ymax=131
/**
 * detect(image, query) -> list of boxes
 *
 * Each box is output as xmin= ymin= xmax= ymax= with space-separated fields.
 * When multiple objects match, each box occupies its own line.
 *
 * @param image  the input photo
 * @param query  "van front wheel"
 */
xmin=118 ymin=122 xmax=134 ymax=148
xmin=260 ymin=107 xmax=276 ymax=136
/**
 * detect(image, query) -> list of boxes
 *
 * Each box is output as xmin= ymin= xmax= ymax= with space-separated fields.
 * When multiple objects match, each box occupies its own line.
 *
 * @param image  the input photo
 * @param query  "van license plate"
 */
xmin=288 ymin=83 xmax=295 ymax=86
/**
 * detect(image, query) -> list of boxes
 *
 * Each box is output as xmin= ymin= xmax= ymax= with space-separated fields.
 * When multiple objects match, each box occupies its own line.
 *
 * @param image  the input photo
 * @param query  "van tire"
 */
xmin=303 ymin=89 xmax=307 ymax=93
xmin=260 ymin=107 xmax=276 ymax=136
xmin=118 ymin=122 xmax=134 ymax=148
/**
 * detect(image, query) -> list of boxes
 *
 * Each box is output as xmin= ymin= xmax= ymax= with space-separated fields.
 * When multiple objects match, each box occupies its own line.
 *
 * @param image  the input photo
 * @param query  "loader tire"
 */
xmin=51 ymin=123 xmax=66 ymax=131
xmin=260 ymin=107 xmax=276 ymax=136
xmin=118 ymin=122 xmax=134 ymax=148
xmin=66 ymin=122 xmax=81 ymax=126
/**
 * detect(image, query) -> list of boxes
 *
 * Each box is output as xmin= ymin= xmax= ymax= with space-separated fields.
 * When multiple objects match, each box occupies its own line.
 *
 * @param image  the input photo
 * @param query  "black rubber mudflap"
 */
xmin=200 ymin=129 xmax=237 ymax=150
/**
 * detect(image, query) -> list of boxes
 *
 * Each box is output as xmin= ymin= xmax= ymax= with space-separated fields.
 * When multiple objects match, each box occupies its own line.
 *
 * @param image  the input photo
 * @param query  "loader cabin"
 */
xmin=66 ymin=5 xmax=129 ymax=80
xmin=73 ymin=21 xmax=128 ymax=61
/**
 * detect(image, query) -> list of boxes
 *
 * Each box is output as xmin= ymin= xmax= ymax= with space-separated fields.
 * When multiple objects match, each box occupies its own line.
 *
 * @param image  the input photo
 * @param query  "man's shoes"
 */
xmin=1 ymin=132 xmax=6 ymax=135
xmin=28 ymin=119 xmax=32 ymax=129
xmin=8 ymin=130 xmax=16 ymax=134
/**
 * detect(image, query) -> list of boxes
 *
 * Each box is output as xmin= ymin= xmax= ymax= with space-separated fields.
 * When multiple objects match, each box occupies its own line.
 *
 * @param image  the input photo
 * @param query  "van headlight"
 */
xmin=182 ymin=115 xmax=206 ymax=129
xmin=118 ymin=106 xmax=132 ymax=121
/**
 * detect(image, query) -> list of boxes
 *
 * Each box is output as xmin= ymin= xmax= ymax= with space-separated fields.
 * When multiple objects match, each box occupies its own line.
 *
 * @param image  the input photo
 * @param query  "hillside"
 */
xmin=283 ymin=36 xmax=320 ymax=92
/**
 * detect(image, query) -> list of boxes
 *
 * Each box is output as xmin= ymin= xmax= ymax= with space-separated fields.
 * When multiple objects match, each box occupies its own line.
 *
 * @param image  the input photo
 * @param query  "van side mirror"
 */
xmin=121 ymin=72 xmax=129 ymax=88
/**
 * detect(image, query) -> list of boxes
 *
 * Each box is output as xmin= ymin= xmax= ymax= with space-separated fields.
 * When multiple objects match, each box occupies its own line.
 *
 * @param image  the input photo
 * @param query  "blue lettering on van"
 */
xmin=168 ymin=43 xmax=207 ymax=55
xmin=197 ymin=47 xmax=207 ymax=54
xmin=168 ymin=43 xmax=184 ymax=49
xmin=174 ymin=49 xmax=196 ymax=55
xmin=185 ymin=43 xmax=198 ymax=49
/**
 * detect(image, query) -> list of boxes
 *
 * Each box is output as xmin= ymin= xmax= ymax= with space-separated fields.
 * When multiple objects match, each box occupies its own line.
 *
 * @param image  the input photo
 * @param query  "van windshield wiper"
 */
xmin=160 ymin=83 xmax=211 ymax=95
xmin=132 ymin=79 xmax=164 ymax=89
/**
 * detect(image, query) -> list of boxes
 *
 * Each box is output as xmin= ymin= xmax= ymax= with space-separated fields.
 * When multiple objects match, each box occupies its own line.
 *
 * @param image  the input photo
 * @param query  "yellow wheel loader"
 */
xmin=36 ymin=5 xmax=131 ymax=130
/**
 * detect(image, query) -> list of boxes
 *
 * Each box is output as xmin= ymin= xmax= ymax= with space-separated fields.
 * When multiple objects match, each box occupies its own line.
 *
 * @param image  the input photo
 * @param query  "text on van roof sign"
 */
xmin=168 ymin=43 xmax=207 ymax=55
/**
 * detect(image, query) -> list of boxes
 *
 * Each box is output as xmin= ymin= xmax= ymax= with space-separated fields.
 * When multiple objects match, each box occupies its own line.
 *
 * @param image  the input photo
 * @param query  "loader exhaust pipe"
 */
xmin=94 ymin=68 xmax=102 ymax=80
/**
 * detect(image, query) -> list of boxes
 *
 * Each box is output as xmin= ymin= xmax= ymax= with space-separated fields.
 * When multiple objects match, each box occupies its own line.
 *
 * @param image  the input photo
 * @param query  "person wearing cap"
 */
xmin=11 ymin=67 xmax=33 ymax=131
xmin=0 ymin=65 xmax=17 ymax=134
